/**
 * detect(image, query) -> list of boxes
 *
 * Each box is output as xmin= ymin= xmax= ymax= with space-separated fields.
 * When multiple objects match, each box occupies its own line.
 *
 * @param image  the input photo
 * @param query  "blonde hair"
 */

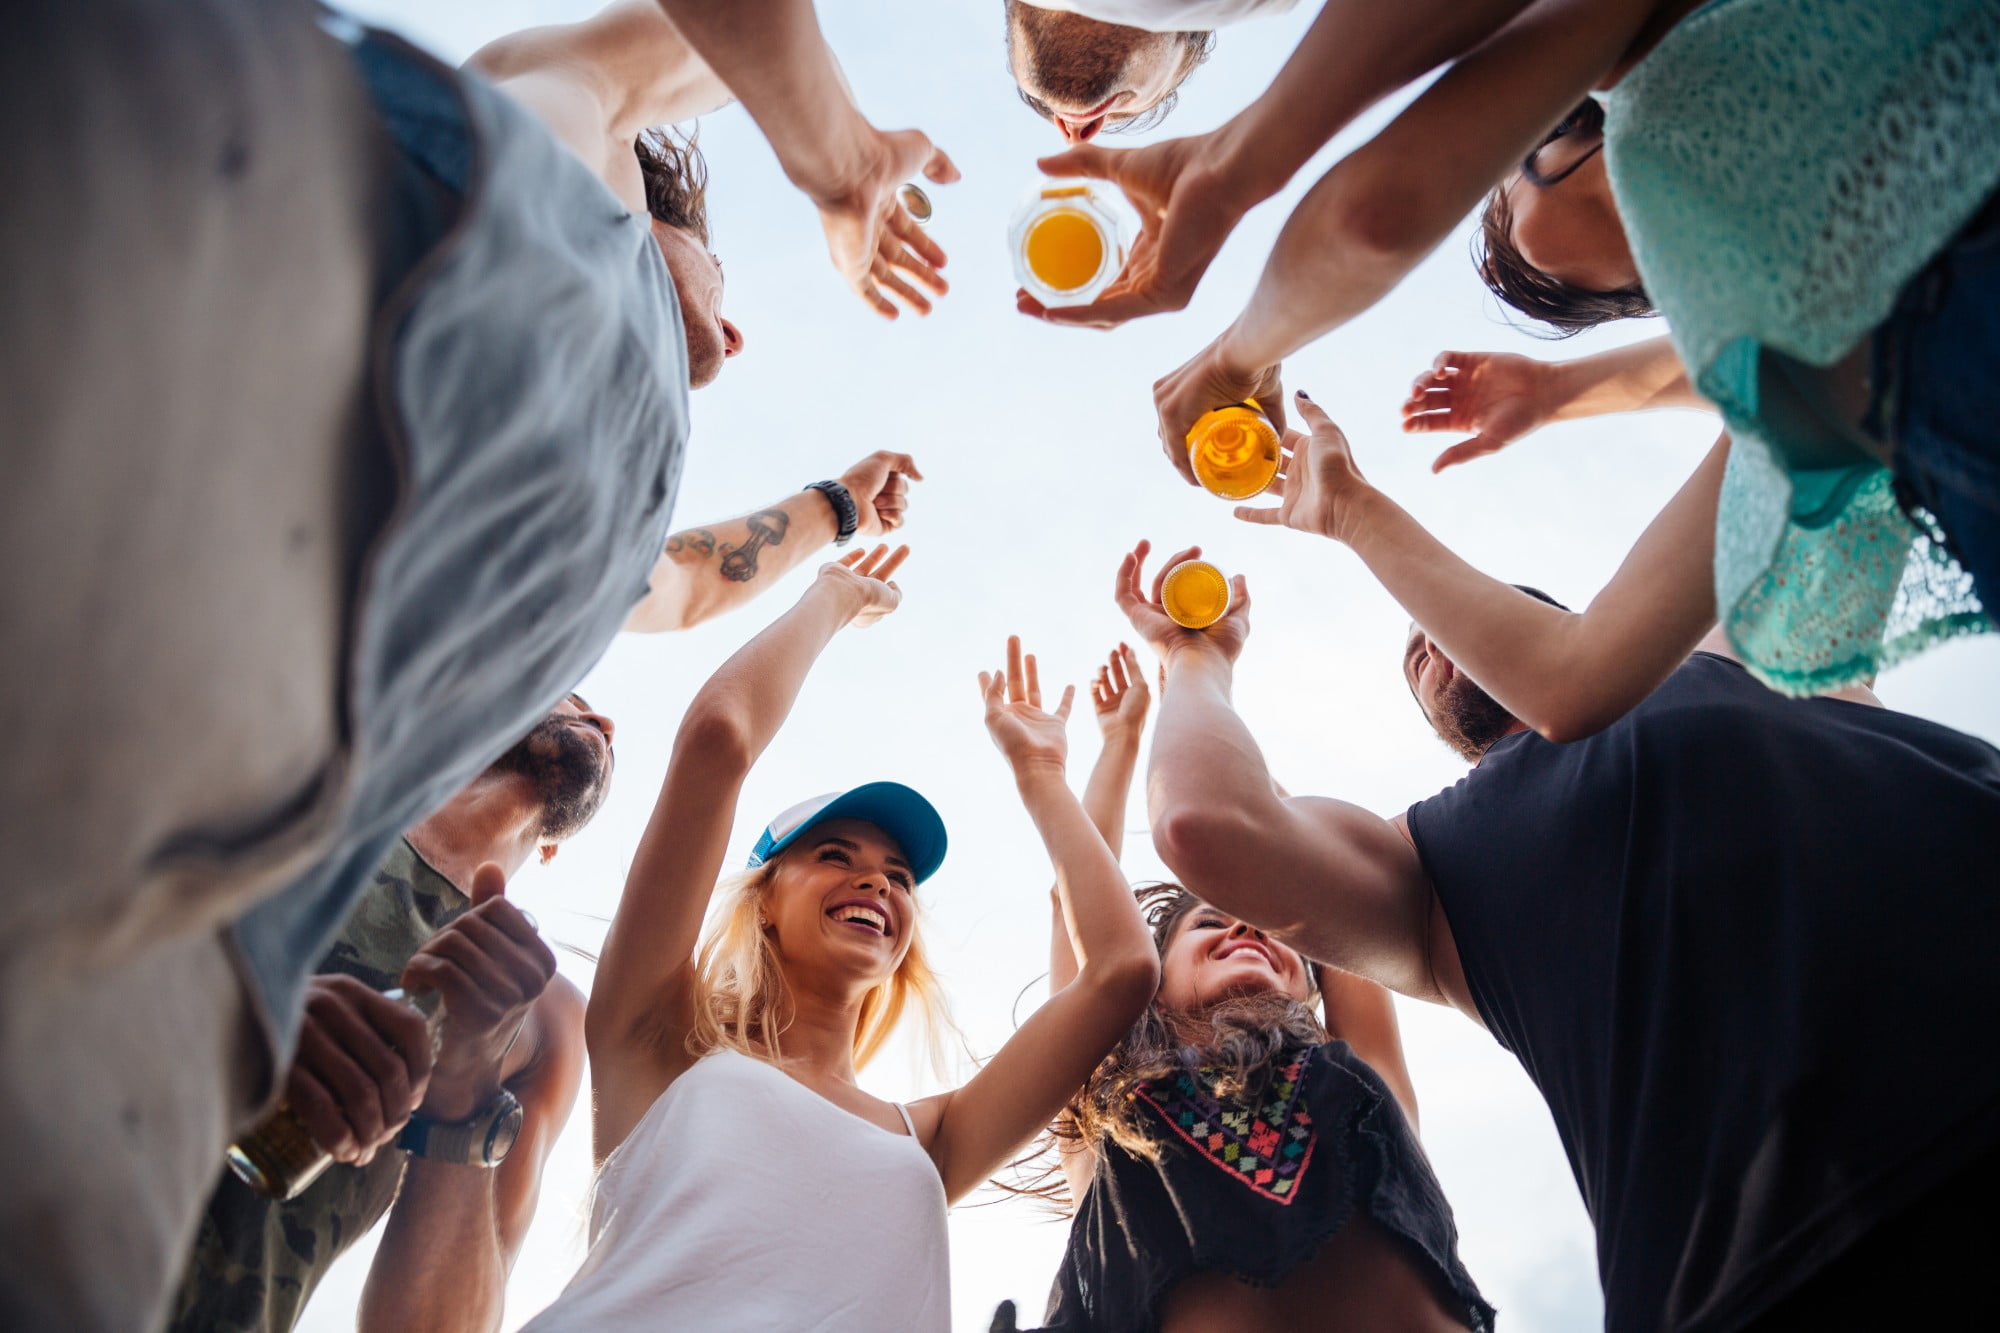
xmin=687 ymin=849 xmax=954 ymax=1072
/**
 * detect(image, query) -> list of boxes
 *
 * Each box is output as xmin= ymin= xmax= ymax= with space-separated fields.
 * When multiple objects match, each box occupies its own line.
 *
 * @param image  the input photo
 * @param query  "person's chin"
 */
xmin=687 ymin=344 xmax=726 ymax=390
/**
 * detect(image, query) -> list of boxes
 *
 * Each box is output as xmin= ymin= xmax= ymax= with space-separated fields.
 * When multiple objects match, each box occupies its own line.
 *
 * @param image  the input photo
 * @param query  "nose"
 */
xmin=1057 ymin=116 xmax=1102 ymax=145
xmin=579 ymin=709 xmax=615 ymax=747
xmin=720 ymin=317 xmax=745 ymax=359
xmin=1228 ymin=922 xmax=1265 ymax=940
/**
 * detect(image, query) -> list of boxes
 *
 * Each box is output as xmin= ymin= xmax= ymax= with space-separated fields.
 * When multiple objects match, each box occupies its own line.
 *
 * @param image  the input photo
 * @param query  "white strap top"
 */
xmin=521 ymin=1049 xmax=950 ymax=1331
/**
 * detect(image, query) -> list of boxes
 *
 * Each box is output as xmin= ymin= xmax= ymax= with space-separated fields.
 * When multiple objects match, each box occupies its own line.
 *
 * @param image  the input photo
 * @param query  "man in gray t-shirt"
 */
xmin=0 ymin=2 xmax=945 ymax=1327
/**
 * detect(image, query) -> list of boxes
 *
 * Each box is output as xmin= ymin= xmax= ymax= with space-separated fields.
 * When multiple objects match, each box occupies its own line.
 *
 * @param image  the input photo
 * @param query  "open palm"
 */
xmin=1400 ymin=350 xmax=1553 ymax=472
xmin=980 ymin=635 xmax=1073 ymax=774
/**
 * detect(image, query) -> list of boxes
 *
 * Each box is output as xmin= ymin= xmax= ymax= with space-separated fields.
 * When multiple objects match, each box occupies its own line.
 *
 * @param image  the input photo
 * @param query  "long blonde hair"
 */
xmin=686 ymin=849 xmax=954 ymax=1071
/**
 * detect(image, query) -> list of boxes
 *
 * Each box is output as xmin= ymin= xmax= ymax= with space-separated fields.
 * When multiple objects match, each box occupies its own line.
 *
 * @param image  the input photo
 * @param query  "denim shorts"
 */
xmin=1872 ymin=185 xmax=2000 ymax=607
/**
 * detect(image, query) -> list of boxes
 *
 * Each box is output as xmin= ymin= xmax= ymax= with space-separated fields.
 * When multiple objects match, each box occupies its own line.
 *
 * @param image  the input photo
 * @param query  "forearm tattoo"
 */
xmin=664 ymin=528 xmax=717 ymax=558
xmin=719 ymin=509 xmax=790 ymax=583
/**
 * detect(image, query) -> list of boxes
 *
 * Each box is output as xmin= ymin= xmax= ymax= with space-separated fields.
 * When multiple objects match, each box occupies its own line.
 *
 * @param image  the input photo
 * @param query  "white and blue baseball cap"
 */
xmin=747 ymin=782 xmax=949 ymax=885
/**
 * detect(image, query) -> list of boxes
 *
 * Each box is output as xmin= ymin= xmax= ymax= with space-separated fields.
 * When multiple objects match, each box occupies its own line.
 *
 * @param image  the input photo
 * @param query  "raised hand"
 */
xmin=812 ymin=128 xmax=960 ymax=319
xmin=837 ymin=450 xmax=924 ymax=536
xmin=1014 ymin=133 xmax=1251 ymax=330
xmin=816 ymin=542 xmax=909 ymax=627
xmin=1153 ymin=338 xmax=1287 ymax=485
xmin=401 ymin=863 xmax=557 ymax=1123
xmin=980 ymin=635 xmax=1075 ymax=777
xmin=1112 ymin=539 xmax=1252 ymax=666
xmin=1090 ymin=643 xmax=1150 ymax=742
xmin=1401 ymin=350 xmax=1555 ymax=473
xmin=1234 ymin=391 xmax=1371 ymax=543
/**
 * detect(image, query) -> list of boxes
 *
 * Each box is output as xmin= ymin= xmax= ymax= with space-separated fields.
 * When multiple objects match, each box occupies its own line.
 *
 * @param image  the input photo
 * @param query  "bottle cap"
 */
xmin=1161 ymin=560 xmax=1231 ymax=630
xmin=898 ymin=183 xmax=933 ymax=224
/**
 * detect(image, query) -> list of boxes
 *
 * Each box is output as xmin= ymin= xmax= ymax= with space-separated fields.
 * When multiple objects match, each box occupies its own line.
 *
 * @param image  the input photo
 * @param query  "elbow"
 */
xmin=1315 ymin=159 xmax=1439 ymax=268
xmin=672 ymin=700 xmax=755 ymax=773
xmin=1152 ymin=803 xmax=1262 ymax=904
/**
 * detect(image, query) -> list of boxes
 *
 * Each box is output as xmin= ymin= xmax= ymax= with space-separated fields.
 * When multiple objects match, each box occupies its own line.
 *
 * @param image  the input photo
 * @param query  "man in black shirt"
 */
xmin=1117 ymin=533 xmax=2000 ymax=1330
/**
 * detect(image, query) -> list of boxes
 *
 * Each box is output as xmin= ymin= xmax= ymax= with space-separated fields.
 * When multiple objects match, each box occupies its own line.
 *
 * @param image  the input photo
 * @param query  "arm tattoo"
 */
xmin=664 ymin=527 xmax=718 ymax=558
xmin=720 ymin=509 xmax=790 ymax=583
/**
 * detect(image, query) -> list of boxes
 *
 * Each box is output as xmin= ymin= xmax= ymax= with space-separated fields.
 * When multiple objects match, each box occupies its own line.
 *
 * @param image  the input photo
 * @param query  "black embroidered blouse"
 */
xmin=1037 ymin=1041 xmax=1494 ymax=1333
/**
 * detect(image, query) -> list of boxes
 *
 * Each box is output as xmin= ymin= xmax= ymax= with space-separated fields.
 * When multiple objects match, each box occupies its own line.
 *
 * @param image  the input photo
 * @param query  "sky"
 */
xmin=302 ymin=3 xmax=2000 ymax=1330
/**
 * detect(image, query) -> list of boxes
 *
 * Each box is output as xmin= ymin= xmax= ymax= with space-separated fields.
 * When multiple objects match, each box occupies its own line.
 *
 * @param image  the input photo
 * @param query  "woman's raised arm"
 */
xmin=586 ymin=545 xmax=908 ymax=1157
xmin=917 ymin=638 xmax=1159 ymax=1204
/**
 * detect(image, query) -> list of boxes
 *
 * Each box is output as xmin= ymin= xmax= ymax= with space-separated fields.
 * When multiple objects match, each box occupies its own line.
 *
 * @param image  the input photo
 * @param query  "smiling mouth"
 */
xmin=1215 ymin=940 xmax=1277 ymax=969
xmin=828 ymin=904 xmax=890 ymax=936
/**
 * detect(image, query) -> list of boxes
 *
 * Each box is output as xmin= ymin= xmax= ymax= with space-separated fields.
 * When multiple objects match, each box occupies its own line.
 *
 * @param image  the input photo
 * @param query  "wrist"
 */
xmin=1012 ymin=758 xmax=1070 ymax=793
xmin=1160 ymin=634 xmax=1230 ymax=674
xmin=1211 ymin=322 xmax=1274 ymax=387
xmin=805 ymin=479 xmax=859 ymax=546
xmin=783 ymin=107 xmax=878 ymax=203
xmin=417 ymin=1068 xmax=504 ymax=1125
xmin=1207 ymin=115 xmax=1297 ymax=205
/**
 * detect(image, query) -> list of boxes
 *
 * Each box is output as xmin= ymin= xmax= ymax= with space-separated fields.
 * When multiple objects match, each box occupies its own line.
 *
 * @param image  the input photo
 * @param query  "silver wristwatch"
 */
xmin=399 ymin=1088 xmax=525 ymax=1167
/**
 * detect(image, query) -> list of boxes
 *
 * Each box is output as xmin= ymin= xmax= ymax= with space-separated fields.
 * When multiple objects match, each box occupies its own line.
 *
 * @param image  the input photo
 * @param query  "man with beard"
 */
xmin=170 ymin=696 xmax=616 ymax=1333
xmin=1113 ymin=396 xmax=2000 ymax=1327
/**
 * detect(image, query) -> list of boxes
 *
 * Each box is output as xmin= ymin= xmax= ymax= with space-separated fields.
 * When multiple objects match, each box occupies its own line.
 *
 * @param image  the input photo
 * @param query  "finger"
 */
xmin=286 ymin=1066 xmax=358 ymax=1162
xmin=873 ymin=263 xmax=934 ymax=315
xmin=1432 ymin=350 xmax=1470 ymax=374
xmin=839 ymin=548 xmax=867 ymax=568
xmin=978 ymin=670 xmax=996 ymax=704
xmin=1025 ymin=653 xmax=1042 ymax=709
xmin=409 ymin=930 xmax=526 ymax=1020
xmin=923 ymin=144 xmax=960 ymax=185
xmin=1293 ymin=390 xmax=1336 ymax=432
xmin=1158 ymin=425 xmax=1199 ymax=486
xmin=1054 ymin=684 xmax=1076 ymax=722
xmin=856 ymin=277 xmax=901 ymax=320
xmin=874 ymin=544 xmax=911 ymax=582
xmin=1025 ymin=290 xmax=1157 ymax=328
xmin=430 ymin=909 xmax=556 ymax=995
xmin=1148 ymin=546 xmax=1202 ymax=606
xmin=296 ymin=1005 xmax=400 ymax=1148
xmin=1432 ymin=436 xmax=1504 ymax=473
xmin=1263 ymin=473 xmax=1287 ymax=497
xmin=854 ymin=542 xmax=891 ymax=577
xmin=1109 ymin=650 xmax=1129 ymax=695
xmin=880 ymin=452 xmax=918 ymax=481
xmin=1035 ymin=144 xmax=1113 ymax=181
xmin=1006 ymin=635 xmax=1025 ymax=704
xmin=1234 ymin=504 xmax=1285 ymax=525
xmin=883 ymin=226 xmax=949 ymax=291
xmin=468 ymin=861 xmax=507 ymax=909
xmin=1402 ymin=409 xmax=1462 ymax=435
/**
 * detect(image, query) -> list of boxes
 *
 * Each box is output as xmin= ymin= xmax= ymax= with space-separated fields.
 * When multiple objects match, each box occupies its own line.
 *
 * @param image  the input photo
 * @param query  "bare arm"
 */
xmin=586 ymin=547 xmax=908 ymax=1160
xmin=358 ymin=981 xmax=585 ymax=1333
xmin=644 ymin=0 xmax=956 ymax=316
xmin=1402 ymin=336 xmax=1704 ymax=471
xmin=468 ymin=0 xmax=730 ymax=213
xmin=1152 ymin=0 xmax=1664 ymax=463
xmin=622 ymin=451 xmax=919 ymax=634
xmin=1241 ymin=393 xmax=1721 ymax=742
xmin=916 ymin=640 xmax=1158 ymax=1205
xmin=1317 ymin=966 xmax=1420 ymax=1132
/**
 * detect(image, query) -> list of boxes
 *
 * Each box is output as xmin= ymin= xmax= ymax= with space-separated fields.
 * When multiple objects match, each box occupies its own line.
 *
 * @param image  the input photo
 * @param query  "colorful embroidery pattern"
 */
xmin=1135 ymin=1054 xmax=1316 ymax=1205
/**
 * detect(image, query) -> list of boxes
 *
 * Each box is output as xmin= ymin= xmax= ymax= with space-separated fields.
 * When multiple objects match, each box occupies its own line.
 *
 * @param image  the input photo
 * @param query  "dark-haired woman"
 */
xmin=1146 ymin=0 xmax=2000 ymax=701
xmin=1019 ymin=646 xmax=1492 ymax=1333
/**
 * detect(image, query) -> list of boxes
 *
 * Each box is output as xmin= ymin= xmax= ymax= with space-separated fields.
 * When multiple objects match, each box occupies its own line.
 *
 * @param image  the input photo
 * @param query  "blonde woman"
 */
xmin=522 ymin=545 xmax=1159 ymax=1330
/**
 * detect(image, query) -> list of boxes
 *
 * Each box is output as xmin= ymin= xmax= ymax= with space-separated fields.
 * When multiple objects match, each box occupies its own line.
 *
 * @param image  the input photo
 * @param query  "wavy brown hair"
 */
xmin=634 ymin=127 xmax=711 ymax=245
xmin=1008 ymin=883 xmax=1324 ymax=1211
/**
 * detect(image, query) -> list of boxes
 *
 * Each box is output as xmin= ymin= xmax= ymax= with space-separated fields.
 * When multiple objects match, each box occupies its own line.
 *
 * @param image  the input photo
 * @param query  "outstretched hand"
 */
xmin=1401 ymin=350 xmax=1555 ymax=472
xmin=980 ymin=635 xmax=1075 ymax=776
xmin=1112 ymin=539 xmax=1252 ymax=665
xmin=1014 ymin=134 xmax=1251 ymax=329
xmin=812 ymin=128 xmax=960 ymax=319
xmin=1233 ymin=391 xmax=1372 ymax=543
xmin=1090 ymin=643 xmax=1151 ymax=741
xmin=816 ymin=543 xmax=909 ymax=627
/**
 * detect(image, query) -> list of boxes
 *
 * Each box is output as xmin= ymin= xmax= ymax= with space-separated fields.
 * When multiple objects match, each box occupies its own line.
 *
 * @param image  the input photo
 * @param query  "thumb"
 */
xmin=1291 ymin=389 xmax=1333 ymax=432
xmin=924 ymin=143 xmax=961 ymax=185
xmin=1036 ymin=144 xmax=1112 ymax=181
xmin=1233 ymin=505 xmax=1284 ymax=525
xmin=1431 ymin=435 xmax=1504 ymax=473
xmin=469 ymin=861 xmax=508 ymax=908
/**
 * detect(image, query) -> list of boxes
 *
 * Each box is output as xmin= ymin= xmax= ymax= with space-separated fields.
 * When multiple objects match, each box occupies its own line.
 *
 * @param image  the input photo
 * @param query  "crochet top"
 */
xmin=1604 ymin=0 xmax=2000 ymax=693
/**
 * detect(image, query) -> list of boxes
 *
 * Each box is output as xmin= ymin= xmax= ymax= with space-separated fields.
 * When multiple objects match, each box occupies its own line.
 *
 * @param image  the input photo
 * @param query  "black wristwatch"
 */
xmin=399 ymin=1088 xmax=524 ymax=1167
xmin=805 ymin=479 xmax=859 ymax=546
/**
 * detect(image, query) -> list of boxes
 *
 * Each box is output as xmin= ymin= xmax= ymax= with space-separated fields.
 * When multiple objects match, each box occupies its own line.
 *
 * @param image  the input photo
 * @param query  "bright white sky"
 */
xmin=304 ymin=3 xmax=2000 ymax=1330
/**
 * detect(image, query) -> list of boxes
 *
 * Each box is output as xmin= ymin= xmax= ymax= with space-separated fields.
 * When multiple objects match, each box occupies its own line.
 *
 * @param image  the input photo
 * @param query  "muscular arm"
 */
xmin=623 ymin=490 xmax=836 ymax=633
xmin=357 ymin=980 xmax=586 ymax=1333
xmin=468 ymin=0 xmax=729 ymax=213
xmin=1146 ymin=643 xmax=1441 ymax=1001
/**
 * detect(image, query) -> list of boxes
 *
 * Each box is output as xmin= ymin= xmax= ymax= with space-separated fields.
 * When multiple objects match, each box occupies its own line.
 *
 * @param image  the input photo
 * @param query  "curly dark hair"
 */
xmin=634 ymin=127 xmax=710 ymax=245
xmin=1472 ymin=99 xmax=1656 ymax=338
xmin=1005 ymin=883 xmax=1325 ymax=1212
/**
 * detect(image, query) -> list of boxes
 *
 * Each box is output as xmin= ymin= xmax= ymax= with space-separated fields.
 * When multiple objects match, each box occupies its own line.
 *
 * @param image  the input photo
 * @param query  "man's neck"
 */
xmin=403 ymin=774 xmax=541 ymax=893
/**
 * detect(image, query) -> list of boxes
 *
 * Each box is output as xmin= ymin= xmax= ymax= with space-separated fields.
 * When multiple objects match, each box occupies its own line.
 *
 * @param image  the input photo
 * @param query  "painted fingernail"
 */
xmin=1297 ymin=390 xmax=1311 ymax=400
xmin=521 ymin=910 xmax=540 ymax=933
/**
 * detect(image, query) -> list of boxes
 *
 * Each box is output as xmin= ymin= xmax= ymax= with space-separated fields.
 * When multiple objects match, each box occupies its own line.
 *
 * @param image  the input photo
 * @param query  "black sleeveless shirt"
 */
xmin=1039 ymin=1041 xmax=1494 ymax=1332
xmin=1406 ymin=654 xmax=2000 ymax=1332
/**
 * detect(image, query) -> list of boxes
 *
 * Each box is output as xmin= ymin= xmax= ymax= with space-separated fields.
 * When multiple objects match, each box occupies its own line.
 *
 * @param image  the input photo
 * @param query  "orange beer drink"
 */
xmin=1161 ymin=560 xmax=1232 ymax=630
xmin=1012 ymin=182 xmax=1125 ymax=307
xmin=1186 ymin=400 xmax=1281 ymax=500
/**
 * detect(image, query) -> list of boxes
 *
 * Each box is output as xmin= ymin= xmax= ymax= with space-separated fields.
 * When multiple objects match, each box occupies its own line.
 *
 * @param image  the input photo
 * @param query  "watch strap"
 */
xmin=805 ymin=479 xmax=859 ymax=546
xmin=399 ymin=1088 xmax=523 ymax=1166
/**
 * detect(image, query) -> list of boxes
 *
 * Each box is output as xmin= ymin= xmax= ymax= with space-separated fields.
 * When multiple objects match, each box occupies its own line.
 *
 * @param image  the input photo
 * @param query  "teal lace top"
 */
xmin=1604 ymin=0 xmax=2000 ymax=694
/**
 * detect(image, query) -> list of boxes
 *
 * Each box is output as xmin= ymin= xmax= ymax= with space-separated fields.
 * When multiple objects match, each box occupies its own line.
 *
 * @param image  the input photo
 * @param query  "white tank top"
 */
xmin=521 ymin=1049 xmax=950 ymax=1331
